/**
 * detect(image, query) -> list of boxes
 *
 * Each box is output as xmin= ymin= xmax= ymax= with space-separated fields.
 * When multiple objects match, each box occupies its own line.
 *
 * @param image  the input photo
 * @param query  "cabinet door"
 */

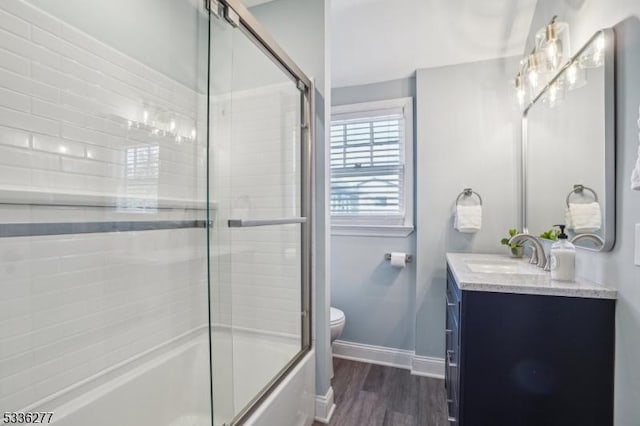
xmin=460 ymin=290 xmax=614 ymax=426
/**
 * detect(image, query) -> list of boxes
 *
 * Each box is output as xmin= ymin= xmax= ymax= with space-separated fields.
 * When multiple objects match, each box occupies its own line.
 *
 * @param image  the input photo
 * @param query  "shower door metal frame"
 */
xmin=206 ymin=0 xmax=314 ymax=424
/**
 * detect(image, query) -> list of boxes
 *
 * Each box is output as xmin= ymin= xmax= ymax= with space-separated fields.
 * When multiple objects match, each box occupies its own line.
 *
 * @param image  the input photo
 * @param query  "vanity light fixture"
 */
xmin=526 ymin=52 xmax=540 ymax=89
xmin=517 ymin=49 xmax=544 ymax=105
xmin=535 ymin=16 xmax=570 ymax=72
xmin=513 ymin=16 xmax=581 ymax=109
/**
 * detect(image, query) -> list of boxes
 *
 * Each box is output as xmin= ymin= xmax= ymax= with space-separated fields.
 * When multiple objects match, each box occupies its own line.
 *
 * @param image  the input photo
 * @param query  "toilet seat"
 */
xmin=330 ymin=307 xmax=345 ymax=325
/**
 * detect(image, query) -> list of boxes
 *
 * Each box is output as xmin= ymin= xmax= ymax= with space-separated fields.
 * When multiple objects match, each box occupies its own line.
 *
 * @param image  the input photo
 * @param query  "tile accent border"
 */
xmin=0 ymin=220 xmax=207 ymax=237
xmin=332 ymin=340 xmax=445 ymax=379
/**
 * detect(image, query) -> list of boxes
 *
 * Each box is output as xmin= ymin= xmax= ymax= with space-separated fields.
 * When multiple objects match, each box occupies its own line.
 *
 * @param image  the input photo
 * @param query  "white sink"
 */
xmin=464 ymin=260 xmax=540 ymax=275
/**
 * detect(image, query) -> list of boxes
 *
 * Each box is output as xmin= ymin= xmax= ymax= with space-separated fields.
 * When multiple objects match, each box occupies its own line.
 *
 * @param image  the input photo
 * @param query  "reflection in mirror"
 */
xmin=523 ymin=29 xmax=615 ymax=251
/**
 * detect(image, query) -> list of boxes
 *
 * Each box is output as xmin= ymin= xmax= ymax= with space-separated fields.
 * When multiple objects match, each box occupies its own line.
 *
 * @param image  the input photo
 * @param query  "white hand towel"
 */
xmin=631 ymin=144 xmax=640 ymax=191
xmin=564 ymin=207 xmax=574 ymax=230
xmin=568 ymin=202 xmax=602 ymax=233
xmin=455 ymin=205 xmax=482 ymax=233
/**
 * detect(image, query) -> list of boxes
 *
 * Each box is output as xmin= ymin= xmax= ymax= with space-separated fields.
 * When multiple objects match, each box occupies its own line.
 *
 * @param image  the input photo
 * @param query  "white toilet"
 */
xmin=329 ymin=307 xmax=346 ymax=378
xmin=330 ymin=307 xmax=346 ymax=343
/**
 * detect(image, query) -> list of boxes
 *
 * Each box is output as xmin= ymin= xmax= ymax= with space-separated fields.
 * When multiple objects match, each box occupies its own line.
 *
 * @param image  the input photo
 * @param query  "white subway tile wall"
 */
xmin=209 ymin=85 xmax=302 ymax=338
xmin=0 ymin=0 xmax=205 ymax=200
xmin=0 ymin=0 xmax=304 ymax=414
xmin=0 ymin=228 xmax=208 ymax=411
xmin=0 ymin=0 xmax=208 ymax=411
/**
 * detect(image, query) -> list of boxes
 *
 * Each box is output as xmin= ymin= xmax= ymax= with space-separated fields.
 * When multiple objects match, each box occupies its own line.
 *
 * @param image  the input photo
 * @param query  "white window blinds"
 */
xmin=330 ymin=107 xmax=406 ymax=222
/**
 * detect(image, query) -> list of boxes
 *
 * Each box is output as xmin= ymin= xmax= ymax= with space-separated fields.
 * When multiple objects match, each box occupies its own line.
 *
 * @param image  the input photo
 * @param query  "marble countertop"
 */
xmin=446 ymin=253 xmax=617 ymax=300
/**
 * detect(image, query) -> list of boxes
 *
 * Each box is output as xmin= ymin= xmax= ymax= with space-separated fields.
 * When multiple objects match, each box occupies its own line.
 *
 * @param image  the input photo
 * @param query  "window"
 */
xmin=330 ymin=98 xmax=414 ymax=237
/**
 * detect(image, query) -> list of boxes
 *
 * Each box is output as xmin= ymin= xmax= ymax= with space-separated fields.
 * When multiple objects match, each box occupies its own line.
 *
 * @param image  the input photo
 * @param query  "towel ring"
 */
xmin=456 ymin=188 xmax=482 ymax=206
xmin=566 ymin=184 xmax=599 ymax=207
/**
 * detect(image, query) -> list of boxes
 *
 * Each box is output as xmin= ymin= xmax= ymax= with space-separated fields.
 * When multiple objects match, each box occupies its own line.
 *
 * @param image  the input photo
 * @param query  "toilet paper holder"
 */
xmin=384 ymin=253 xmax=413 ymax=263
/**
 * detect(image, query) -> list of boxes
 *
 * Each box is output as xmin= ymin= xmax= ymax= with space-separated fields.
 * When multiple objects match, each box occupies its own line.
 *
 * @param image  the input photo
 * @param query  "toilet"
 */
xmin=329 ymin=307 xmax=346 ymax=378
xmin=330 ymin=307 xmax=346 ymax=343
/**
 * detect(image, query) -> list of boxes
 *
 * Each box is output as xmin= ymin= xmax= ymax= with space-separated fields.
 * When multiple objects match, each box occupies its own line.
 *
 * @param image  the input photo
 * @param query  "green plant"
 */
xmin=500 ymin=228 xmax=522 ymax=256
xmin=539 ymin=228 xmax=560 ymax=241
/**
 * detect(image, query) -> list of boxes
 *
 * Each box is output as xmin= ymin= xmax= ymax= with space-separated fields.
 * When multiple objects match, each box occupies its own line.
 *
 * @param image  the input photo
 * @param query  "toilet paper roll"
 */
xmin=390 ymin=252 xmax=407 ymax=268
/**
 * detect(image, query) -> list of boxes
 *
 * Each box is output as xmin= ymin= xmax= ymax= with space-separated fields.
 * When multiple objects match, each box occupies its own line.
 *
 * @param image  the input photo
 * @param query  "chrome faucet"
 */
xmin=570 ymin=233 xmax=605 ymax=248
xmin=508 ymin=233 xmax=548 ymax=269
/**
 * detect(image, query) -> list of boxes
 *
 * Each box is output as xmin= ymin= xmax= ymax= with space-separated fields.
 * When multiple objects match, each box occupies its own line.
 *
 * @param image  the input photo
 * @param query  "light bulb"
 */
xmin=546 ymin=41 xmax=558 ymax=62
xmin=596 ymin=33 xmax=605 ymax=53
xmin=567 ymin=63 xmax=578 ymax=86
xmin=535 ymin=19 xmax=570 ymax=73
xmin=516 ymin=88 xmax=526 ymax=107
xmin=528 ymin=69 xmax=539 ymax=88
xmin=526 ymin=52 xmax=541 ymax=90
xmin=547 ymin=81 xmax=565 ymax=108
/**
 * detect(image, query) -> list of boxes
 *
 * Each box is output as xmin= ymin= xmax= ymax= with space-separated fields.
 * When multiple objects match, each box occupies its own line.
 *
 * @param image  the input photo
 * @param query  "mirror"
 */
xmin=523 ymin=28 xmax=615 ymax=251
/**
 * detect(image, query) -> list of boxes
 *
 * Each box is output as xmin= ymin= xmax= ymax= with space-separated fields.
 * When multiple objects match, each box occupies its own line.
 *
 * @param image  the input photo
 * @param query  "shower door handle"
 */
xmin=227 ymin=217 xmax=307 ymax=227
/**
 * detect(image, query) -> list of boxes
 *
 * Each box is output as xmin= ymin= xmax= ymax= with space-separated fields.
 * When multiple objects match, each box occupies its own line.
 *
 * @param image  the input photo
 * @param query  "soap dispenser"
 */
xmin=550 ymin=225 xmax=576 ymax=282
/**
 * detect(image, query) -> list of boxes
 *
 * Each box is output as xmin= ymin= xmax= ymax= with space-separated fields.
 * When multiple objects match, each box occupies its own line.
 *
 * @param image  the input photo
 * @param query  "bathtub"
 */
xmin=32 ymin=328 xmax=314 ymax=426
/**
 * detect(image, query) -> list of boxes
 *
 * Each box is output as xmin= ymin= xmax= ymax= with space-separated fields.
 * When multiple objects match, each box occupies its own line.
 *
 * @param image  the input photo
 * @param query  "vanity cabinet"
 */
xmin=445 ymin=266 xmax=615 ymax=426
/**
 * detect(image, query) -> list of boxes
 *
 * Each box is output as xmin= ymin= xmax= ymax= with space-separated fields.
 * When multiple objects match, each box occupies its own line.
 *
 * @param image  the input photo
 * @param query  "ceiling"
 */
xmin=331 ymin=0 xmax=538 ymax=88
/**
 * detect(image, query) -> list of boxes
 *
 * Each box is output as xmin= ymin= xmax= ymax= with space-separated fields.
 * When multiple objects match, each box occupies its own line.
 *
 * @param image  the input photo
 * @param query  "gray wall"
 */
xmin=524 ymin=3 xmax=640 ymax=425
xmin=331 ymin=64 xmax=521 ymax=359
xmin=415 ymin=57 xmax=521 ymax=357
xmin=331 ymin=234 xmax=416 ymax=349
xmin=332 ymin=77 xmax=416 ymax=106
xmin=330 ymin=77 xmax=417 ymax=351
xmin=250 ymin=0 xmax=332 ymax=398
xmin=251 ymin=0 xmax=326 ymax=95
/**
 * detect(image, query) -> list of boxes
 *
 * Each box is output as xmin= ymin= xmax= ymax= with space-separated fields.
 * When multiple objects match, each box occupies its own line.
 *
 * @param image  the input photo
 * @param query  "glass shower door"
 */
xmin=207 ymin=6 xmax=310 ymax=424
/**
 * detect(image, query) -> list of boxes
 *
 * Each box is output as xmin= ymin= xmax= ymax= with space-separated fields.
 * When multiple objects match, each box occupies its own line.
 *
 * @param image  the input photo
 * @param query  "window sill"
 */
xmin=331 ymin=224 xmax=415 ymax=238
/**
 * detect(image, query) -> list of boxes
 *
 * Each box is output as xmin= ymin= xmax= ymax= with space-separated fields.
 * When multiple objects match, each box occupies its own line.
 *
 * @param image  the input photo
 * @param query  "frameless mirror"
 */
xmin=523 ymin=28 xmax=615 ymax=251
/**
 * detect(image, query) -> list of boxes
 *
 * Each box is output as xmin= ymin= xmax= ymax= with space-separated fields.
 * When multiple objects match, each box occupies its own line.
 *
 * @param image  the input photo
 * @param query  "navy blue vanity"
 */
xmin=445 ymin=253 xmax=616 ymax=426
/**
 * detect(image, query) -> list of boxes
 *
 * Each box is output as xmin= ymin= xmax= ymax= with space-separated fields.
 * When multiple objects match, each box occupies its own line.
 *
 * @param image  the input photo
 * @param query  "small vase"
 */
xmin=510 ymin=246 xmax=524 ymax=258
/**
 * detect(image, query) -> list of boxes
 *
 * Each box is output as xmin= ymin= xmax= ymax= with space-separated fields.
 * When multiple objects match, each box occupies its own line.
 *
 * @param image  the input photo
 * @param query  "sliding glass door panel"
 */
xmin=208 ymin=10 xmax=305 ymax=422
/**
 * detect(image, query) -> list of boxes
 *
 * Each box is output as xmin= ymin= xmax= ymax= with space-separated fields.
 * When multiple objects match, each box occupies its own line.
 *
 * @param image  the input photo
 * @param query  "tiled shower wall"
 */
xmin=0 ymin=0 xmax=208 ymax=411
xmin=209 ymin=85 xmax=302 ymax=338
xmin=0 ymin=0 xmax=304 ymax=412
xmin=0 ymin=0 xmax=205 ymax=200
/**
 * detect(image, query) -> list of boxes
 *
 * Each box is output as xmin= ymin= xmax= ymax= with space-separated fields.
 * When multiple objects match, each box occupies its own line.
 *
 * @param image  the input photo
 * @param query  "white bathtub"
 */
xmin=34 ymin=329 xmax=314 ymax=426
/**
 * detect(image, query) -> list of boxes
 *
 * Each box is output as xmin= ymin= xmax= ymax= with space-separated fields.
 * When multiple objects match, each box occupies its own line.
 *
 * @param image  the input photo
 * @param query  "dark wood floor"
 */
xmin=314 ymin=358 xmax=448 ymax=426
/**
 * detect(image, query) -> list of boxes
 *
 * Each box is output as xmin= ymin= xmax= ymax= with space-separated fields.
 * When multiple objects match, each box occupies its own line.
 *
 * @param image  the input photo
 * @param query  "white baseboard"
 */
xmin=332 ymin=340 xmax=414 ymax=369
xmin=314 ymin=386 xmax=336 ymax=424
xmin=332 ymin=340 xmax=445 ymax=379
xmin=411 ymin=354 xmax=446 ymax=379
